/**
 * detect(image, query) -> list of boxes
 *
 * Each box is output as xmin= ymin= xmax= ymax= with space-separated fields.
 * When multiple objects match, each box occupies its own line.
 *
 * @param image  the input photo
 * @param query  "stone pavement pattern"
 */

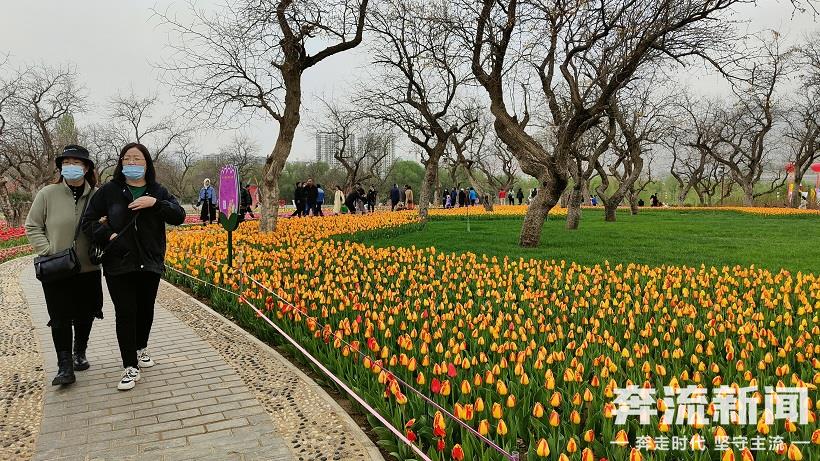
xmin=3 ymin=256 xmax=381 ymax=461
xmin=0 ymin=258 xmax=44 ymax=460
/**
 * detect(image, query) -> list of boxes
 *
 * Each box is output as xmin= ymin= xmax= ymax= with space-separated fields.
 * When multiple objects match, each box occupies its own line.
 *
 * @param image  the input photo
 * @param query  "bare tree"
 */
xmin=358 ymin=0 xmax=475 ymax=219
xmin=466 ymin=0 xmax=790 ymax=246
xmin=314 ymin=99 xmax=392 ymax=191
xmin=567 ymin=123 xmax=613 ymax=229
xmin=703 ymin=33 xmax=792 ymax=205
xmin=218 ymin=133 xmax=260 ymax=181
xmin=156 ymin=138 xmax=200 ymax=203
xmin=0 ymin=64 xmax=86 ymax=226
xmin=156 ymin=0 xmax=368 ymax=231
xmin=109 ymin=91 xmax=191 ymax=164
xmin=81 ymin=122 xmax=121 ymax=179
xmin=596 ymin=79 xmax=673 ymax=221
xmin=785 ymin=35 xmax=820 ymax=207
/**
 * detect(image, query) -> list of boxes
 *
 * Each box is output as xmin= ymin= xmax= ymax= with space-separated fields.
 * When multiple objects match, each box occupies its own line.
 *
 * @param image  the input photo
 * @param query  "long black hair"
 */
xmin=113 ymin=142 xmax=156 ymax=184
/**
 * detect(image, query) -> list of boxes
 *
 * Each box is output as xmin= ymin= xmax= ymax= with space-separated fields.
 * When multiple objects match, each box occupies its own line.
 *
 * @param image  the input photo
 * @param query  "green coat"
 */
xmin=25 ymin=181 xmax=99 ymax=273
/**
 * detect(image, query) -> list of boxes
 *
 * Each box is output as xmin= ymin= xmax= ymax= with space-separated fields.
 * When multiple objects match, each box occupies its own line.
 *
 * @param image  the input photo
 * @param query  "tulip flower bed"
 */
xmin=165 ymin=213 xmax=820 ymax=461
xmin=0 ymin=223 xmax=27 ymax=248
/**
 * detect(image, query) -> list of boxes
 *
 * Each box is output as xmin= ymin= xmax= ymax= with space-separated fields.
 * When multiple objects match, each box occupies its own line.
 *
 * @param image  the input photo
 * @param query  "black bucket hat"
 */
xmin=56 ymin=144 xmax=95 ymax=169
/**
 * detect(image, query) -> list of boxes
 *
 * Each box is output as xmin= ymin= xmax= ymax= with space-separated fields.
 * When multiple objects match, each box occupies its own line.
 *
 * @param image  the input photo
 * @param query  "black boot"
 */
xmin=73 ymin=346 xmax=90 ymax=371
xmin=52 ymin=351 xmax=76 ymax=386
xmin=73 ymin=320 xmax=93 ymax=371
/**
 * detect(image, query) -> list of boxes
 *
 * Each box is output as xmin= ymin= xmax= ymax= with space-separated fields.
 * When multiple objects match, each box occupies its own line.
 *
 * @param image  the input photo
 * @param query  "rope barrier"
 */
xmin=164 ymin=263 xmax=432 ymax=461
xmin=167 ymin=248 xmax=520 ymax=461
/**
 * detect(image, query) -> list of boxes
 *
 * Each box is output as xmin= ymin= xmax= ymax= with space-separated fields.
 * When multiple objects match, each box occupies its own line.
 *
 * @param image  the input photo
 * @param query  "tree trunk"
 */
xmin=604 ymin=203 xmax=617 ymax=222
xmin=790 ymin=172 xmax=805 ymax=208
xmin=483 ymin=200 xmax=494 ymax=212
xmin=565 ymin=187 xmax=582 ymax=230
xmin=520 ymin=178 xmax=563 ymax=246
xmin=629 ymin=197 xmax=639 ymax=215
xmin=418 ymin=144 xmax=444 ymax=220
xmin=741 ymin=182 xmax=754 ymax=207
xmin=260 ymin=71 xmax=301 ymax=232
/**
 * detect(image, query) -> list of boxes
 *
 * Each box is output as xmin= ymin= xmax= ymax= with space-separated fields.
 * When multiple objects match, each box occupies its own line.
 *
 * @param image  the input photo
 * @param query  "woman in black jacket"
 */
xmin=82 ymin=143 xmax=185 ymax=391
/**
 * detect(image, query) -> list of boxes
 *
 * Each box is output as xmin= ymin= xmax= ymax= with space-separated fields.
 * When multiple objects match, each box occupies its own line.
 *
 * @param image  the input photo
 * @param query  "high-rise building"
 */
xmin=316 ymin=131 xmax=397 ymax=177
xmin=316 ymin=132 xmax=355 ymax=168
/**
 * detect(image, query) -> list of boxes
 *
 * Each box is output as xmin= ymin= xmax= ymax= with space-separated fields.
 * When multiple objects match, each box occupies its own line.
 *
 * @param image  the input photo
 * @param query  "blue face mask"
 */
xmin=61 ymin=165 xmax=85 ymax=181
xmin=122 ymin=165 xmax=146 ymax=180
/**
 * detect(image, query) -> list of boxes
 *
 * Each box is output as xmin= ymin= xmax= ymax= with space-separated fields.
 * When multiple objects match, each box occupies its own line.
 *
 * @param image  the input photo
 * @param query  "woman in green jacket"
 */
xmin=25 ymin=145 xmax=103 ymax=386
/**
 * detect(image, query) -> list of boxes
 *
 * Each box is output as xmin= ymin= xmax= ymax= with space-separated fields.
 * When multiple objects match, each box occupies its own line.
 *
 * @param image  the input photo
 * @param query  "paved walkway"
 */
xmin=2 ymin=257 xmax=381 ymax=461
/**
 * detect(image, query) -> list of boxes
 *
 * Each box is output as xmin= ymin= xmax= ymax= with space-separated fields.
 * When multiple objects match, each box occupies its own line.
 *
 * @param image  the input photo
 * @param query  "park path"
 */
xmin=0 ymin=256 xmax=381 ymax=461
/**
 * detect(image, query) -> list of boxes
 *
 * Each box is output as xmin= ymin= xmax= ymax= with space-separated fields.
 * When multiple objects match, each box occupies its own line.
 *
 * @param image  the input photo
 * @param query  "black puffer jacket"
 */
xmin=82 ymin=179 xmax=185 ymax=276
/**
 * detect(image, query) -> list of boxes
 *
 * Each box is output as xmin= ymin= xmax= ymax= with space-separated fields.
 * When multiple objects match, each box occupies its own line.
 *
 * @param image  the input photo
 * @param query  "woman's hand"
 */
xmin=109 ymin=233 xmax=118 ymax=241
xmin=128 ymin=196 xmax=157 ymax=210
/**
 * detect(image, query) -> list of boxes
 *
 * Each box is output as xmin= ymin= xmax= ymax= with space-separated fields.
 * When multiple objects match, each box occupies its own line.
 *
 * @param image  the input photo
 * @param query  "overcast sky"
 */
xmin=0 ymin=1 xmax=817 ymax=163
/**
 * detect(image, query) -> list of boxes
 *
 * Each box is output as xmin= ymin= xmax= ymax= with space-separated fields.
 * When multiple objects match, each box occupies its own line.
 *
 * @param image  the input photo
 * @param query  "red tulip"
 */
xmin=452 ymin=444 xmax=464 ymax=460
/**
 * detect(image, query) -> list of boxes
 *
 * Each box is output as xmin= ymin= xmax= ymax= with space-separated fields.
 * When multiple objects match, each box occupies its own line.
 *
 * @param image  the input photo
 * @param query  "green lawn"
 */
xmin=341 ymin=210 xmax=820 ymax=273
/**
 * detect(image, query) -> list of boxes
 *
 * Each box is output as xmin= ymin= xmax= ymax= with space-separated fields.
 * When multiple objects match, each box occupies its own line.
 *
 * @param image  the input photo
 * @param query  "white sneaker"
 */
xmin=137 ymin=348 xmax=155 ymax=368
xmin=118 ymin=367 xmax=141 ymax=391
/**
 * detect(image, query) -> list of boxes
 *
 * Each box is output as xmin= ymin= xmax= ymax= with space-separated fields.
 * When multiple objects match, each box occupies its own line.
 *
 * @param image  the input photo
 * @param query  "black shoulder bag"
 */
xmin=34 ymin=194 xmax=91 ymax=283
xmin=89 ymin=212 xmax=139 ymax=265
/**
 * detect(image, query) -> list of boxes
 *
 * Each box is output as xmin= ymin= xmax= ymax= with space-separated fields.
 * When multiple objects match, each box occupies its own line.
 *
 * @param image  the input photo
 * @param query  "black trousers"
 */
xmin=106 ymin=271 xmax=161 ymax=368
xmin=42 ymin=270 xmax=103 ymax=353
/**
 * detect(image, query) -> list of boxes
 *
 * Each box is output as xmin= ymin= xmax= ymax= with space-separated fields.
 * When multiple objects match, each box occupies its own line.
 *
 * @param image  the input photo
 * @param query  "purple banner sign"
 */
xmin=219 ymin=165 xmax=239 ymax=217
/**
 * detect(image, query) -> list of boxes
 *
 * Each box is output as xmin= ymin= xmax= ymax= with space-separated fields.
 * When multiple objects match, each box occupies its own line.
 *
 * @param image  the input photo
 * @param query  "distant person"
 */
xmin=197 ymin=178 xmax=217 ymax=224
xmin=315 ymin=184 xmax=325 ymax=216
xmin=499 ymin=189 xmax=506 ymax=205
xmin=529 ymin=188 xmax=538 ymax=204
xmin=333 ymin=185 xmax=344 ymax=214
xmin=445 ymin=194 xmax=452 ymax=208
xmin=367 ymin=186 xmax=377 ymax=213
xmin=390 ymin=184 xmax=400 ymax=211
xmin=516 ymin=188 xmax=524 ymax=205
xmin=469 ymin=187 xmax=477 ymax=206
xmin=238 ymin=183 xmax=252 ymax=223
xmin=650 ymin=194 xmax=659 ymax=207
xmin=345 ymin=187 xmax=360 ymax=214
xmin=291 ymin=182 xmax=304 ymax=217
xmin=507 ymin=188 xmax=514 ymax=205
xmin=303 ymin=178 xmax=318 ymax=216
xmin=356 ymin=183 xmax=366 ymax=214
xmin=451 ymin=188 xmax=458 ymax=207
xmin=638 ymin=198 xmax=645 ymax=207
xmin=591 ymin=196 xmax=598 ymax=206
xmin=458 ymin=188 xmax=467 ymax=207
xmin=405 ymin=185 xmax=414 ymax=210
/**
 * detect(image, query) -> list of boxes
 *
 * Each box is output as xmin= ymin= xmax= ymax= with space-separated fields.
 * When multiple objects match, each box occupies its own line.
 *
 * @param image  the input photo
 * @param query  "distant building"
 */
xmin=316 ymin=132 xmax=355 ymax=168
xmin=316 ymin=131 xmax=396 ymax=177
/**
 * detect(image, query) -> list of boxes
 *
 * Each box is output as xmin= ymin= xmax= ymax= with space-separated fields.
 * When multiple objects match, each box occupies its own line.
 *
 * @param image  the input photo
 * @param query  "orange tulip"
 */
xmin=629 ymin=447 xmax=643 ymax=461
xmin=532 ymin=402 xmax=545 ymax=418
xmin=566 ymin=437 xmax=578 ymax=453
xmin=787 ymin=443 xmax=803 ymax=460
xmin=581 ymin=447 xmax=594 ymax=461
xmin=478 ymin=419 xmax=490 ymax=436
xmin=492 ymin=402 xmax=503 ymax=419
xmin=506 ymin=395 xmax=517 ymax=408
xmin=549 ymin=410 xmax=560 ymax=427
xmin=740 ymin=447 xmax=755 ymax=461
xmin=536 ymin=438 xmax=550 ymax=457
xmin=722 ymin=450 xmax=735 ymax=461
xmin=497 ymin=419 xmax=508 ymax=435
xmin=614 ymin=430 xmax=628 ymax=445
xmin=583 ymin=429 xmax=595 ymax=443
